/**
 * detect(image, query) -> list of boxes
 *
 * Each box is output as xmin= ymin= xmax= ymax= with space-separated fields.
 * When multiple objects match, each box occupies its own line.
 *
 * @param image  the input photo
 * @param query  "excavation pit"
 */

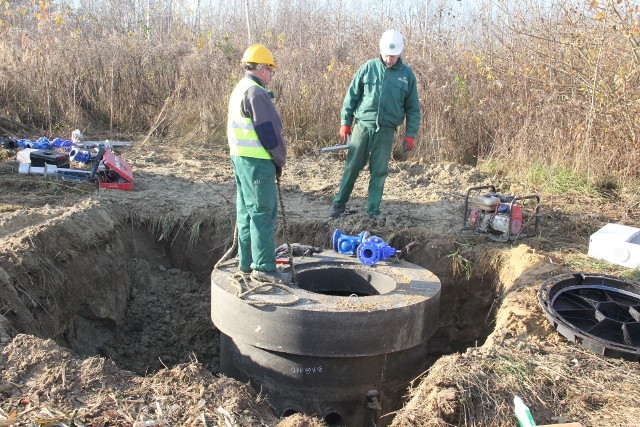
xmin=1 ymin=200 xmax=501 ymax=425
xmin=211 ymin=252 xmax=442 ymax=427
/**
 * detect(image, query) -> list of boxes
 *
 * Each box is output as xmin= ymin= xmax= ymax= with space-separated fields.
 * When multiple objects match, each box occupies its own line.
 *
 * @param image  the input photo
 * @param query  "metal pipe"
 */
xmin=18 ymin=163 xmax=93 ymax=182
xmin=320 ymin=134 xmax=350 ymax=153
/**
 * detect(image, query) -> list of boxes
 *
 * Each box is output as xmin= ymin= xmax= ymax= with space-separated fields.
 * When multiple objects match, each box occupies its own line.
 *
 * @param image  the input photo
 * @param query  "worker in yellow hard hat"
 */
xmin=227 ymin=43 xmax=291 ymax=285
xmin=240 ymin=43 xmax=277 ymax=68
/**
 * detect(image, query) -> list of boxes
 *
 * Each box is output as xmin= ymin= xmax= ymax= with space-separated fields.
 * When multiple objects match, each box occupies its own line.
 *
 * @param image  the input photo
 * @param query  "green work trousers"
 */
xmin=231 ymin=155 xmax=277 ymax=273
xmin=333 ymin=123 xmax=396 ymax=216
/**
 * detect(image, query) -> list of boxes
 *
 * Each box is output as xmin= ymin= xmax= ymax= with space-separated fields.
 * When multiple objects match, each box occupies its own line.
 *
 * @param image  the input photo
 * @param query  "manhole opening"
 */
xmin=323 ymin=412 xmax=344 ymax=426
xmin=296 ymin=267 xmax=395 ymax=296
xmin=281 ymin=409 xmax=298 ymax=417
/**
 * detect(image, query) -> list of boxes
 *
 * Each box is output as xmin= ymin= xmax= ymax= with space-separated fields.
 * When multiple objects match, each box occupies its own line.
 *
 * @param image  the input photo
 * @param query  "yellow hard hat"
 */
xmin=241 ymin=44 xmax=277 ymax=68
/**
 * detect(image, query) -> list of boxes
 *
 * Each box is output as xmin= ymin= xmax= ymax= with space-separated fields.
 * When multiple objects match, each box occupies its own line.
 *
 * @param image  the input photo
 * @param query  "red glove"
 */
xmin=339 ymin=125 xmax=351 ymax=141
xmin=403 ymin=136 xmax=415 ymax=151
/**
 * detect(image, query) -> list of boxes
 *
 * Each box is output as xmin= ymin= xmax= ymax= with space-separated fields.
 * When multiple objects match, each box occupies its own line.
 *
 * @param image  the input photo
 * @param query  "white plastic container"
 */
xmin=588 ymin=223 xmax=640 ymax=268
xmin=16 ymin=148 xmax=38 ymax=164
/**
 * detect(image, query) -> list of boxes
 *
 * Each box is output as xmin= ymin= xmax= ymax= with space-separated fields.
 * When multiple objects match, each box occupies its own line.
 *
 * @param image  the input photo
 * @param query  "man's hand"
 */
xmin=403 ymin=136 xmax=415 ymax=152
xmin=276 ymin=165 xmax=282 ymax=179
xmin=339 ymin=125 xmax=351 ymax=142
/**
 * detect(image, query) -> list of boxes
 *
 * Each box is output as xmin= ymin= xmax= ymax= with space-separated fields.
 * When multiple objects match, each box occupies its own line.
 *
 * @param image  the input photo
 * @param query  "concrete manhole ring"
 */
xmin=211 ymin=251 xmax=441 ymax=356
xmin=538 ymin=272 xmax=640 ymax=361
xmin=211 ymin=251 xmax=441 ymax=426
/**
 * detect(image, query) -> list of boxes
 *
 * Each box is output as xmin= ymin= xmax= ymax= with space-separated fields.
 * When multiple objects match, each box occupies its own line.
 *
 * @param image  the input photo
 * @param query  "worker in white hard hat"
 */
xmin=227 ymin=43 xmax=291 ymax=285
xmin=329 ymin=29 xmax=421 ymax=219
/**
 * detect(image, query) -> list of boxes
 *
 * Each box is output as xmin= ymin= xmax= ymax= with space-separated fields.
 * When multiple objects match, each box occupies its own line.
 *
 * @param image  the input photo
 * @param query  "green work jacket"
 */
xmin=341 ymin=57 xmax=420 ymax=138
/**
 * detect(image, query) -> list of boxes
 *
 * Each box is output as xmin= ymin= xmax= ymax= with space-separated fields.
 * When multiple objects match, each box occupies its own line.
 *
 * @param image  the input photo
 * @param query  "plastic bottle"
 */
xmin=513 ymin=396 xmax=536 ymax=427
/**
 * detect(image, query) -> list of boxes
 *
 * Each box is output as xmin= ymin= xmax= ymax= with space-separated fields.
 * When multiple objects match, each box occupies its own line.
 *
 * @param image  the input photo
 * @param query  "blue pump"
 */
xmin=357 ymin=236 xmax=397 ymax=266
xmin=332 ymin=229 xmax=370 ymax=255
xmin=332 ymin=228 xmax=397 ymax=266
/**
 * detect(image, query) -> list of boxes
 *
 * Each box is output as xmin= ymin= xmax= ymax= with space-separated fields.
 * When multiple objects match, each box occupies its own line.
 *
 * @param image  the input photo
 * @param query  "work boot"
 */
xmin=251 ymin=269 xmax=293 ymax=285
xmin=328 ymin=204 xmax=346 ymax=218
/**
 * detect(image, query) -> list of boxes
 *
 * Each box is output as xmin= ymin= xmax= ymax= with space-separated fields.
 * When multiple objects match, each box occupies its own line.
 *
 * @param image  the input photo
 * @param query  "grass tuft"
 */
xmin=448 ymin=241 xmax=473 ymax=280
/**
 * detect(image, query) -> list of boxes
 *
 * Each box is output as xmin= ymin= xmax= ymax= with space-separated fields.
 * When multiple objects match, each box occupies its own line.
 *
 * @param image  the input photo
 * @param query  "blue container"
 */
xmin=52 ymin=138 xmax=74 ymax=152
xmin=32 ymin=137 xmax=50 ymax=150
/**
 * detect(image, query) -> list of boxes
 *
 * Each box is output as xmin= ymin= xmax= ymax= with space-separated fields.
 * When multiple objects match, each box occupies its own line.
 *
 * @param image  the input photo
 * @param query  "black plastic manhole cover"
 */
xmin=538 ymin=273 xmax=640 ymax=361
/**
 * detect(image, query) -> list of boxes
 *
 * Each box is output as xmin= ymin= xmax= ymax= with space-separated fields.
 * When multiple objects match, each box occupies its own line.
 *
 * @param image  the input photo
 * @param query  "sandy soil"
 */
xmin=1 ymin=141 xmax=639 ymax=427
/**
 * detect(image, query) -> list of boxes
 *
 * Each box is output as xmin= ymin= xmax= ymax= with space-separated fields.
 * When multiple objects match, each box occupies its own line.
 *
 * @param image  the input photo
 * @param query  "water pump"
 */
xmin=463 ymin=185 xmax=541 ymax=242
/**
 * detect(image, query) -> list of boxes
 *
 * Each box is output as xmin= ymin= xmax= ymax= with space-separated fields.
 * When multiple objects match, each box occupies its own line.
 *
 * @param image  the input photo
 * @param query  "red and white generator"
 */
xmin=463 ymin=185 xmax=541 ymax=242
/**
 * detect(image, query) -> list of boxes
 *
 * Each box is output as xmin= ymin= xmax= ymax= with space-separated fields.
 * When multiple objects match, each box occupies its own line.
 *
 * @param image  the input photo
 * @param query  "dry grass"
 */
xmin=398 ymin=342 xmax=640 ymax=427
xmin=0 ymin=335 xmax=277 ymax=427
xmin=0 ymin=2 xmax=638 ymax=186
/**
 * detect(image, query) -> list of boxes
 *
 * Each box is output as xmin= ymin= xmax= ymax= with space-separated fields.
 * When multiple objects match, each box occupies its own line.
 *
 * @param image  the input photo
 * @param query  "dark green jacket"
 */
xmin=340 ymin=57 xmax=420 ymax=137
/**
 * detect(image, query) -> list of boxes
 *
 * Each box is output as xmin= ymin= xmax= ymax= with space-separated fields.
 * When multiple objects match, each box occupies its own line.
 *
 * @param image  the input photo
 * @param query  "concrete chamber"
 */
xmin=211 ymin=252 xmax=441 ymax=426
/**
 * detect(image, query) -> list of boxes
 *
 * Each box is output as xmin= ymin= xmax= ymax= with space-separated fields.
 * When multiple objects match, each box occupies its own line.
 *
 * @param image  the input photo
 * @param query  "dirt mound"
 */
xmin=1 ymin=334 xmax=276 ymax=426
xmin=391 ymin=247 xmax=640 ymax=427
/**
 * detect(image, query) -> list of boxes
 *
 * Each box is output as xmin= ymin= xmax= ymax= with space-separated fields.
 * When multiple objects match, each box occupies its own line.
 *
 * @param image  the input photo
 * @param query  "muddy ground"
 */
xmin=0 ymin=141 xmax=639 ymax=427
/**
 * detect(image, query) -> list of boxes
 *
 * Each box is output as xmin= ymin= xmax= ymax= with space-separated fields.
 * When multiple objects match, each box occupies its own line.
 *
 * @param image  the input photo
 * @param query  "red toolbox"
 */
xmin=30 ymin=149 xmax=70 ymax=168
xmin=97 ymin=149 xmax=133 ymax=191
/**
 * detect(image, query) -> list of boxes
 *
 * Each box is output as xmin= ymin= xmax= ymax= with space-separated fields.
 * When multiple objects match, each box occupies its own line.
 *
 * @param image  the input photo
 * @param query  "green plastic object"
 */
xmin=513 ymin=396 xmax=536 ymax=427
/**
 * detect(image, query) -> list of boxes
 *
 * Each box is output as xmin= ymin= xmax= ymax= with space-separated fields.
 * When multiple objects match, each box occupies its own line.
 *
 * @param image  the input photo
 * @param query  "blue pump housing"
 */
xmin=357 ymin=236 xmax=397 ymax=266
xmin=332 ymin=229 xmax=370 ymax=255
xmin=332 ymin=229 xmax=397 ymax=266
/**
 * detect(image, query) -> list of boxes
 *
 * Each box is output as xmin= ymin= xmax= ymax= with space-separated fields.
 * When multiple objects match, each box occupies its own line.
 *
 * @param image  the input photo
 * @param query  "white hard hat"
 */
xmin=379 ymin=29 xmax=404 ymax=56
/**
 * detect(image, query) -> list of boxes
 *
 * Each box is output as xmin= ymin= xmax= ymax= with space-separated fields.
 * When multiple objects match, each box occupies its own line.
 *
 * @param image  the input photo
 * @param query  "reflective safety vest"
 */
xmin=227 ymin=78 xmax=272 ymax=160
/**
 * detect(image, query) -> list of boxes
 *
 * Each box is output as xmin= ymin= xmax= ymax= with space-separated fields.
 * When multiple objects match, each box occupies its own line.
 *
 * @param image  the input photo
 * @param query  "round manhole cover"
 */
xmin=538 ymin=273 xmax=640 ymax=361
